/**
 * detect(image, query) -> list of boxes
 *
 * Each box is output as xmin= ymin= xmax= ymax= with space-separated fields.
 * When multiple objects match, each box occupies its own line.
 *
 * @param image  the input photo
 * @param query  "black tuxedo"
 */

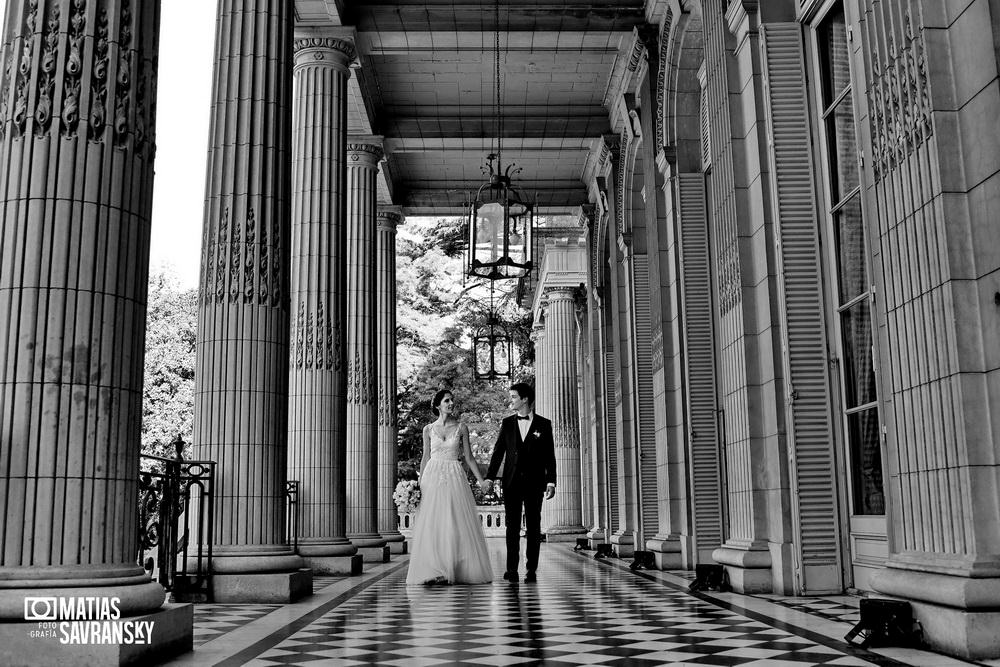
xmin=486 ymin=413 xmax=557 ymax=575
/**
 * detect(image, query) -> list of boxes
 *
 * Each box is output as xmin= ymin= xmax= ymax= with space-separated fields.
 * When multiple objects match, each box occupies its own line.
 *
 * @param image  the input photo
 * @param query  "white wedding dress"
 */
xmin=405 ymin=426 xmax=493 ymax=585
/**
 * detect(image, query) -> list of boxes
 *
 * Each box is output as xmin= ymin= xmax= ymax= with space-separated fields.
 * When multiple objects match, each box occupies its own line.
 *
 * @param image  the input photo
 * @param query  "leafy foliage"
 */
xmin=395 ymin=217 xmax=535 ymax=503
xmin=141 ymin=271 xmax=197 ymax=460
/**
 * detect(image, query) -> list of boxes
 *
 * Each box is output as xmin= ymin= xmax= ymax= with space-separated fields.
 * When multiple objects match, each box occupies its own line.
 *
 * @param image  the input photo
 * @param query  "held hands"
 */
xmin=479 ymin=479 xmax=493 ymax=494
xmin=545 ymin=484 xmax=556 ymax=500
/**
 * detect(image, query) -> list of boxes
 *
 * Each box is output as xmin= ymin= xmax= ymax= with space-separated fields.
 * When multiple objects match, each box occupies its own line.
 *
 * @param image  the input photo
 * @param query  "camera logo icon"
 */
xmin=24 ymin=597 xmax=58 ymax=621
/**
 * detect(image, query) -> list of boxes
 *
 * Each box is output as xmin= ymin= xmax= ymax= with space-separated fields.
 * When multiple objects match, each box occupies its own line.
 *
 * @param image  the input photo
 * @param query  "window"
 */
xmin=817 ymin=5 xmax=884 ymax=516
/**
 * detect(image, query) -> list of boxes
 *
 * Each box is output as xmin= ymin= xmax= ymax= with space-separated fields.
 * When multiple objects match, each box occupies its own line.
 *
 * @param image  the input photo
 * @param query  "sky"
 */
xmin=0 ymin=0 xmax=220 ymax=289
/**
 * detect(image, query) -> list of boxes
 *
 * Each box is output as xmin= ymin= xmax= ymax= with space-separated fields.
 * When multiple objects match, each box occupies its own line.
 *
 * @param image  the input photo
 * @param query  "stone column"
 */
xmin=344 ymin=136 xmax=388 ymax=562
xmin=0 ymin=0 xmax=192 ymax=660
xmin=376 ymin=207 xmax=405 ymax=553
xmin=531 ymin=320 xmax=547 ymax=418
xmin=287 ymin=34 xmax=361 ymax=576
xmin=539 ymin=288 xmax=587 ymax=540
xmin=194 ymin=0 xmax=310 ymax=602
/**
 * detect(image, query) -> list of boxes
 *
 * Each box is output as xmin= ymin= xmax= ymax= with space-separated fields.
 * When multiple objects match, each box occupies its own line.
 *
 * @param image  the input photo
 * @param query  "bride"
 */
xmin=405 ymin=389 xmax=493 ymax=585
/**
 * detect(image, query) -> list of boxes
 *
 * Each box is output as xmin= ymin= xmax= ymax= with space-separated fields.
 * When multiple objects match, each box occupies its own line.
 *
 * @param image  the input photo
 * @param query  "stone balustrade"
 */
xmin=398 ymin=507 xmax=520 ymax=538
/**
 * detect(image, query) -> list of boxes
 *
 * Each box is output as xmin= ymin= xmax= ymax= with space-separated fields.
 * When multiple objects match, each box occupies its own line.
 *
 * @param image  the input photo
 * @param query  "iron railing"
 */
xmin=286 ymin=480 xmax=299 ymax=553
xmin=137 ymin=436 xmax=215 ymax=602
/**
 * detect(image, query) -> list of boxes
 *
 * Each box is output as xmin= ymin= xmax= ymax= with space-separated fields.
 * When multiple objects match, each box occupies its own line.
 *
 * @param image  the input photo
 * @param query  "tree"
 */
xmin=141 ymin=271 xmax=197 ymax=460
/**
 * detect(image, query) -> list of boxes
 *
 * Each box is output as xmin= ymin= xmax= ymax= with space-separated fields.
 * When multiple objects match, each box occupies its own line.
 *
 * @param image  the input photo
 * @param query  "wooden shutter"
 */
xmin=763 ymin=23 xmax=842 ymax=593
xmin=631 ymin=255 xmax=660 ymax=545
xmin=677 ymin=173 xmax=723 ymax=560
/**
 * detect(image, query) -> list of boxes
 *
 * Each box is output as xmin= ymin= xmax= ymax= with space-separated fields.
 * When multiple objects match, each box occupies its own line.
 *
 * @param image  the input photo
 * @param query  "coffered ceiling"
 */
xmin=294 ymin=1 xmax=647 ymax=214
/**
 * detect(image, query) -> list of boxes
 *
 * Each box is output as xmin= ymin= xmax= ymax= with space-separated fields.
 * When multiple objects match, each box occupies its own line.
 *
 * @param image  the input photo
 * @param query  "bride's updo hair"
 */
xmin=431 ymin=389 xmax=453 ymax=416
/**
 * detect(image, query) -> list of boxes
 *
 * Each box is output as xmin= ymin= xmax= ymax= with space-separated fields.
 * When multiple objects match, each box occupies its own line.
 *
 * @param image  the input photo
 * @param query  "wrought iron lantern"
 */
xmin=466 ymin=157 xmax=535 ymax=280
xmin=469 ymin=281 xmax=516 ymax=381
xmin=465 ymin=0 xmax=535 ymax=281
xmin=473 ymin=310 xmax=514 ymax=381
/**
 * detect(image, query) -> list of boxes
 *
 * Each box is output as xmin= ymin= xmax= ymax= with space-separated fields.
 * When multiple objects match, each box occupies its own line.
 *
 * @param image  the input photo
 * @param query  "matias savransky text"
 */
xmin=24 ymin=596 xmax=155 ymax=645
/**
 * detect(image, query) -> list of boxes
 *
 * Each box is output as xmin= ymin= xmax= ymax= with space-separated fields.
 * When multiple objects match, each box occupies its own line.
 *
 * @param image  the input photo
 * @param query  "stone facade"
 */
xmin=518 ymin=0 xmax=1000 ymax=659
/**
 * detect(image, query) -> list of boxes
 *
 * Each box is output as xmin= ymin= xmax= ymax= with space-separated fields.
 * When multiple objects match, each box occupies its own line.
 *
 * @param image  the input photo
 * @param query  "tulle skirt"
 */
xmin=405 ymin=458 xmax=493 ymax=585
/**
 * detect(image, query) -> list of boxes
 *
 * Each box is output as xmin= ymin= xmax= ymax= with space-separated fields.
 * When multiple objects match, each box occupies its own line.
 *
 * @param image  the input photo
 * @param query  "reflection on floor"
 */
xmin=167 ymin=539 xmax=995 ymax=666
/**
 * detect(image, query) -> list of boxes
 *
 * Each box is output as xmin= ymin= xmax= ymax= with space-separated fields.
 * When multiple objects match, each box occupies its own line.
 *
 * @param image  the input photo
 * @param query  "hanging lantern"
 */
xmin=473 ymin=311 xmax=514 ymax=381
xmin=465 ymin=0 xmax=534 ymax=282
xmin=467 ymin=156 xmax=535 ymax=280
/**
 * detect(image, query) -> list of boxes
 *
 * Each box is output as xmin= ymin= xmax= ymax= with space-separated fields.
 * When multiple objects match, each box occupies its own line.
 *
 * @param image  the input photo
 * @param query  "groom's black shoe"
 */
xmin=524 ymin=571 xmax=537 ymax=583
xmin=503 ymin=571 xmax=519 ymax=583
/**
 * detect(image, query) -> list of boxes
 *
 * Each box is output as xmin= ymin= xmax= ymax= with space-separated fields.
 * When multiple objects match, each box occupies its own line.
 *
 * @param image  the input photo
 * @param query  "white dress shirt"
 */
xmin=517 ymin=411 xmax=534 ymax=441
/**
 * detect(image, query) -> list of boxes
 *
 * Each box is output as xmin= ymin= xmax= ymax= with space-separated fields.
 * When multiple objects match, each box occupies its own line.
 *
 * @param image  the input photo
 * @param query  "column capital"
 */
xmin=376 ymin=206 xmax=404 ymax=231
xmin=293 ymin=38 xmax=356 ymax=70
xmin=530 ymin=320 xmax=546 ymax=341
xmin=544 ymin=286 xmax=579 ymax=302
xmin=347 ymin=135 xmax=384 ymax=166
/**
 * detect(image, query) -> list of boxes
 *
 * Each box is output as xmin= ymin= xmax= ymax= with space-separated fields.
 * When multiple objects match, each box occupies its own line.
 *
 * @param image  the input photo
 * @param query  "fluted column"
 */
xmin=345 ymin=136 xmax=387 ymax=557
xmin=194 ymin=0 xmax=309 ymax=600
xmin=539 ymin=288 xmax=587 ymax=539
xmin=376 ymin=207 xmax=405 ymax=552
xmin=531 ymin=320 xmax=547 ymax=419
xmin=0 ymin=0 xmax=171 ymax=625
xmin=287 ymin=34 xmax=360 ymax=575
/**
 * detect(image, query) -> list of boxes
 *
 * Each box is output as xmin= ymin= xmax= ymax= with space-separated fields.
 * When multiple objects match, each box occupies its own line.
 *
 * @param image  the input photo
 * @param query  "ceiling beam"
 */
xmin=340 ymin=2 xmax=646 ymax=33
xmin=382 ymin=114 xmax=610 ymax=140
xmin=401 ymin=184 xmax=588 ymax=210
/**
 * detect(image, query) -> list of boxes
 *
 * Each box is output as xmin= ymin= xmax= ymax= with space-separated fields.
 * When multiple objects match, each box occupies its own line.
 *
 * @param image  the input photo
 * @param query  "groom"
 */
xmin=481 ymin=383 xmax=556 ymax=583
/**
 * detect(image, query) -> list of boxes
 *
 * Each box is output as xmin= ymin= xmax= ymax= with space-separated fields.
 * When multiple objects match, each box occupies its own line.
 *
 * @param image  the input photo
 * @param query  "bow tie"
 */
xmin=517 ymin=415 xmax=531 ymax=421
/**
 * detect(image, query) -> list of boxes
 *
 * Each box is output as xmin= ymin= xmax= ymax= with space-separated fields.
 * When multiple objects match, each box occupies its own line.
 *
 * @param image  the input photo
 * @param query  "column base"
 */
xmin=647 ymin=534 xmax=684 ymax=570
xmin=0 ymin=602 xmax=192 ymax=667
xmin=302 ymin=555 xmax=363 ymax=576
xmin=586 ymin=527 xmax=607 ymax=548
xmin=382 ymin=532 xmax=407 ymax=554
xmin=212 ymin=568 xmax=313 ymax=603
xmin=297 ymin=540 xmax=357 ymax=559
xmin=872 ymin=565 xmax=1000 ymax=659
xmin=712 ymin=542 xmax=772 ymax=593
xmin=610 ymin=531 xmax=635 ymax=558
xmin=356 ymin=546 xmax=390 ymax=564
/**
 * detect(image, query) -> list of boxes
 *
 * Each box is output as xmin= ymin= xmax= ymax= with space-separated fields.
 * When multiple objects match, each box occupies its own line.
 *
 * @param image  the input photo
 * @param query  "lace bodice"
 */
xmin=429 ymin=424 xmax=462 ymax=461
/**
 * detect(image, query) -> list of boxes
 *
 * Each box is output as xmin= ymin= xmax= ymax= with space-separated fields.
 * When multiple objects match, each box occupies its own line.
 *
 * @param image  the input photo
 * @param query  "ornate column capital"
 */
xmin=543 ymin=286 xmax=578 ymax=302
xmin=292 ymin=37 xmax=356 ymax=70
xmin=347 ymin=135 xmax=384 ymax=167
xmin=376 ymin=206 xmax=404 ymax=232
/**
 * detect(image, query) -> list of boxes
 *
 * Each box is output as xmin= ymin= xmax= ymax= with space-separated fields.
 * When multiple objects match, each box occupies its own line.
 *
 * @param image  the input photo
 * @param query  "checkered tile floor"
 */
xmin=193 ymin=604 xmax=282 ymax=646
xmin=755 ymin=595 xmax=861 ymax=626
xmin=209 ymin=543 xmax=898 ymax=666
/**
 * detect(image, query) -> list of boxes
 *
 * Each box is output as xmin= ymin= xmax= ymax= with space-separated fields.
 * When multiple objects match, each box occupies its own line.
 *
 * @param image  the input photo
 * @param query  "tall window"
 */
xmin=818 ymin=5 xmax=884 ymax=515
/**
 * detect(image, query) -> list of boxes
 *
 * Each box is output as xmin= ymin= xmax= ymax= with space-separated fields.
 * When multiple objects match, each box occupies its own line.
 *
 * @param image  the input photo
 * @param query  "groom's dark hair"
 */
xmin=510 ymin=382 xmax=534 ymax=405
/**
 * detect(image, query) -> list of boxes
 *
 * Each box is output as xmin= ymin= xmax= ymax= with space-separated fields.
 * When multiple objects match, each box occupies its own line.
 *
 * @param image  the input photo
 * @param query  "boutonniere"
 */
xmin=532 ymin=430 xmax=541 ymax=439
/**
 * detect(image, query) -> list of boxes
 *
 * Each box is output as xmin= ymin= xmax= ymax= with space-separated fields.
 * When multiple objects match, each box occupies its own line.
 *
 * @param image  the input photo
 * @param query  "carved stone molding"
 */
xmin=655 ymin=9 xmax=674 ymax=151
xmin=867 ymin=10 xmax=932 ymax=182
xmin=347 ymin=139 xmax=384 ymax=165
xmin=293 ymin=298 xmax=342 ymax=371
xmin=554 ymin=421 xmax=580 ymax=449
xmin=201 ymin=204 xmax=282 ymax=307
xmin=347 ymin=354 xmax=373 ymax=405
xmin=292 ymin=37 xmax=356 ymax=61
xmin=718 ymin=238 xmax=741 ymax=314
xmin=376 ymin=208 xmax=404 ymax=231
xmin=544 ymin=286 xmax=578 ymax=302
